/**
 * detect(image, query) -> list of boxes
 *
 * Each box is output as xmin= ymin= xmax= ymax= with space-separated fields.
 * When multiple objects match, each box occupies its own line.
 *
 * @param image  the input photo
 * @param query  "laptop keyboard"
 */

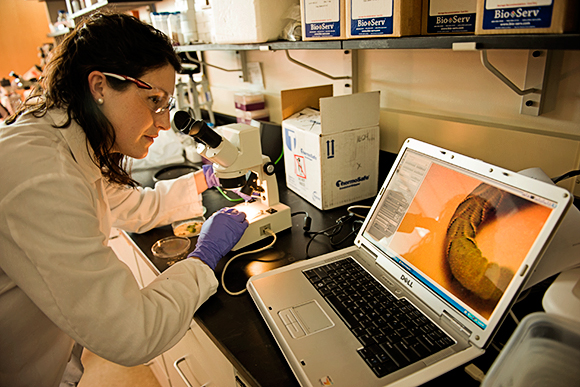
xmin=303 ymin=257 xmax=455 ymax=378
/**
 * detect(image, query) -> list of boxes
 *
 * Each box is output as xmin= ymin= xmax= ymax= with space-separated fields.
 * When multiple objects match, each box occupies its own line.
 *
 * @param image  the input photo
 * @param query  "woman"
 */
xmin=0 ymin=12 xmax=247 ymax=387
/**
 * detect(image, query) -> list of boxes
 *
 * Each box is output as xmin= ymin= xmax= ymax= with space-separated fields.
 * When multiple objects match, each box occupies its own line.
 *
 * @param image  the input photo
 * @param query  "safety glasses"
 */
xmin=102 ymin=72 xmax=175 ymax=114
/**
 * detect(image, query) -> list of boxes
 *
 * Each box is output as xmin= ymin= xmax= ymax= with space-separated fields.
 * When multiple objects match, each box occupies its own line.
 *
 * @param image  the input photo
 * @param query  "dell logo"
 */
xmin=400 ymin=274 xmax=413 ymax=288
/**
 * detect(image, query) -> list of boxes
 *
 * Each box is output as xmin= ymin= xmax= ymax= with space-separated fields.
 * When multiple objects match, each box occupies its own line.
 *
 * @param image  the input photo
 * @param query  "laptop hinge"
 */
xmin=360 ymin=244 xmax=378 ymax=261
xmin=441 ymin=310 xmax=472 ymax=339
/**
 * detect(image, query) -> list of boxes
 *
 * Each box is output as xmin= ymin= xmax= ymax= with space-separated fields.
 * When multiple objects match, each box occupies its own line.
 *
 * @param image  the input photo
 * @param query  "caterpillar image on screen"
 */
xmin=445 ymin=183 xmax=514 ymax=303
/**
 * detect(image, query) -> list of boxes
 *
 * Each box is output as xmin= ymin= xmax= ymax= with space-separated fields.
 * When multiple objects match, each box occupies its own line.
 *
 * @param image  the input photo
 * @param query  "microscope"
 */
xmin=172 ymin=110 xmax=292 ymax=250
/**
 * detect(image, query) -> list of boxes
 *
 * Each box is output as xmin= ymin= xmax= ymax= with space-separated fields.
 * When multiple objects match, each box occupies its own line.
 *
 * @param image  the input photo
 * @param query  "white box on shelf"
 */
xmin=281 ymin=85 xmax=380 ymax=210
xmin=212 ymin=0 xmax=297 ymax=44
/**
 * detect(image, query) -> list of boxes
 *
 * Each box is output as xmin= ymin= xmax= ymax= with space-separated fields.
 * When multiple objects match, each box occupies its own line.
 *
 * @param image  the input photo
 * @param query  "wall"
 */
xmin=6 ymin=0 xmax=580 ymax=196
xmin=0 ymin=0 xmax=51 ymax=80
xmin=199 ymin=47 xmax=580 ymax=195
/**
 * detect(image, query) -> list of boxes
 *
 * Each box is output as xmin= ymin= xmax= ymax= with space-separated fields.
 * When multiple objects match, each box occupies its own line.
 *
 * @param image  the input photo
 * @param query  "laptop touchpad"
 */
xmin=279 ymin=300 xmax=334 ymax=338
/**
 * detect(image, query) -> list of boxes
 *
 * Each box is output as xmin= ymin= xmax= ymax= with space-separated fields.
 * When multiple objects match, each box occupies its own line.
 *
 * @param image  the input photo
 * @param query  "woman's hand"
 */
xmin=187 ymin=207 xmax=248 ymax=269
xmin=202 ymin=164 xmax=220 ymax=189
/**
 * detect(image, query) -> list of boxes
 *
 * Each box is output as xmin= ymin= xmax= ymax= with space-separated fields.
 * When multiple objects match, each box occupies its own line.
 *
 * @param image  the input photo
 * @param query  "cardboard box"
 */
xmin=475 ymin=0 xmax=579 ymax=35
xmin=422 ymin=0 xmax=477 ymax=35
xmin=281 ymin=86 xmax=380 ymax=210
xmin=212 ymin=0 xmax=297 ymax=43
xmin=301 ymin=0 xmax=346 ymax=41
xmin=346 ymin=0 xmax=422 ymax=39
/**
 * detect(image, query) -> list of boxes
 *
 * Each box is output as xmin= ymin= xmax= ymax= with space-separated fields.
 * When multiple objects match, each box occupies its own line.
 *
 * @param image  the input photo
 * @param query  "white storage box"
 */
xmin=212 ymin=0 xmax=297 ymax=43
xmin=281 ymin=85 xmax=380 ymax=210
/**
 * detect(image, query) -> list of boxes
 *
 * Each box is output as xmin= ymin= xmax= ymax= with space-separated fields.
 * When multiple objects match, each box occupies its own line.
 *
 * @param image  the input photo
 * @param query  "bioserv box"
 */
xmin=301 ymin=0 xmax=346 ymax=41
xmin=422 ymin=0 xmax=477 ymax=35
xmin=476 ymin=0 xmax=579 ymax=35
xmin=347 ymin=0 xmax=422 ymax=38
xmin=281 ymin=86 xmax=380 ymax=210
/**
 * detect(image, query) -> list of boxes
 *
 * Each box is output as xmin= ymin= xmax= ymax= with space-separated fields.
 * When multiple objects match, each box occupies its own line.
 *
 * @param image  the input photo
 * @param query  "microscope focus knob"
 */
xmin=263 ymin=162 xmax=276 ymax=176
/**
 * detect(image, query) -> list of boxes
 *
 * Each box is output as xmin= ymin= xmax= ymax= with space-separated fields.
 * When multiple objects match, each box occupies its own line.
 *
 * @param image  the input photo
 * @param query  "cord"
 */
xmin=464 ymin=363 xmax=485 ymax=382
xmin=509 ymin=310 xmax=520 ymax=325
xmin=216 ymin=186 xmax=243 ymax=202
xmin=221 ymin=228 xmax=277 ymax=296
xmin=490 ymin=342 xmax=503 ymax=353
xmin=552 ymin=169 xmax=580 ymax=184
xmin=346 ymin=205 xmax=371 ymax=219
xmin=304 ymin=213 xmax=363 ymax=258
xmin=292 ymin=211 xmax=312 ymax=232
xmin=274 ymin=148 xmax=284 ymax=165
xmin=292 ymin=206 xmax=370 ymax=259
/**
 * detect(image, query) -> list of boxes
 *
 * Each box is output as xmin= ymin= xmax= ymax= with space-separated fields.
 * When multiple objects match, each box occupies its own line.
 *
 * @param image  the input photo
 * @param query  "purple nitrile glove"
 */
xmin=232 ymin=188 xmax=256 ymax=202
xmin=188 ymin=207 xmax=249 ymax=270
xmin=202 ymin=164 xmax=220 ymax=189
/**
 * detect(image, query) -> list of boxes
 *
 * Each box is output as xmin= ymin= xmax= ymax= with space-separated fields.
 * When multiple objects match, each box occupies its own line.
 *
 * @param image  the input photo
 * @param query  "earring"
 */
xmin=96 ymin=98 xmax=104 ymax=105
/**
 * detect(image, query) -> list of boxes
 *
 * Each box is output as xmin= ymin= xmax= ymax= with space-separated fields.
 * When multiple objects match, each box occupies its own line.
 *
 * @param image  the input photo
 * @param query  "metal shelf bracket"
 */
xmin=479 ymin=49 xmax=549 ymax=116
xmin=284 ymin=50 xmax=352 ymax=81
xmin=183 ymin=51 xmax=248 ymax=82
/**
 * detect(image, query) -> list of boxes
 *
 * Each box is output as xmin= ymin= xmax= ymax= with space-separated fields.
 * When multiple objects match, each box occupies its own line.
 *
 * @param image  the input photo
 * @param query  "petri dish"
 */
xmin=172 ymin=216 xmax=205 ymax=238
xmin=151 ymin=236 xmax=191 ymax=265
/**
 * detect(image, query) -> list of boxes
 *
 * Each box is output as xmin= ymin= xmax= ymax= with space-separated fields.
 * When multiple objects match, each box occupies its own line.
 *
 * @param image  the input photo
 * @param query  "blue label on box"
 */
xmin=306 ymin=21 xmax=342 ymax=38
xmin=351 ymin=16 xmax=393 ymax=36
xmin=482 ymin=4 xmax=553 ymax=30
xmin=427 ymin=13 xmax=476 ymax=34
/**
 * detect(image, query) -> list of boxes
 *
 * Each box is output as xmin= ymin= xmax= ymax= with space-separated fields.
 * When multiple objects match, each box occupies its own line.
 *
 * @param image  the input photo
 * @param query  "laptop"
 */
xmin=247 ymin=138 xmax=571 ymax=387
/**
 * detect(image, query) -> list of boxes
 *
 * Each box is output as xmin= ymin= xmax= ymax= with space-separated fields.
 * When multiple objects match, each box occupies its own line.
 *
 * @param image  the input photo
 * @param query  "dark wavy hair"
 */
xmin=6 ymin=12 xmax=181 ymax=187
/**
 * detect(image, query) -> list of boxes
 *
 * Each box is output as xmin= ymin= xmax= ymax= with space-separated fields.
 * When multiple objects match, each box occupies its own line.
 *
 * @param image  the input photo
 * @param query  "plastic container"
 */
xmin=151 ymin=12 xmax=171 ymax=37
xmin=481 ymin=312 xmax=580 ymax=387
xmin=234 ymin=92 xmax=265 ymax=111
xmin=180 ymin=11 xmax=198 ymax=44
xmin=236 ymin=108 xmax=269 ymax=124
xmin=71 ymin=0 xmax=81 ymax=13
xmin=167 ymin=12 xmax=183 ymax=44
xmin=151 ymin=236 xmax=191 ymax=264
xmin=57 ymin=10 xmax=67 ymax=23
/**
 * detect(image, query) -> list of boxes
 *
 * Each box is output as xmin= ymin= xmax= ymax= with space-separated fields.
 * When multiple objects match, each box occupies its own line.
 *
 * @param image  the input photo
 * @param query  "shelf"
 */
xmin=69 ymin=0 xmax=158 ymax=20
xmin=47 ymin=28 xmax=70 ymax=38
xmin=176 ymin=34 xmax=580 ymax=52
xmin=342 ymin=33 xmax=580 ymax=50
xmin=176 ymin=40 xmax=342 ymax=52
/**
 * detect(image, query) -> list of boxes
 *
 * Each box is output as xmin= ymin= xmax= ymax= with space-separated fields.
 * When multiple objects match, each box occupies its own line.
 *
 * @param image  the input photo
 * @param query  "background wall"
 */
xmin=4 ymin=0 xmax=580 ymax=197
xmin=0 ymin=0 xmax=51 ymax=80
xmin=200 ymin=48 xmax=580 ymax=196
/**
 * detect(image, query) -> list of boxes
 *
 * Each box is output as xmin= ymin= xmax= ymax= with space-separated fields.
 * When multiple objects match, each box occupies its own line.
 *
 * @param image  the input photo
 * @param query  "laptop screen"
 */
xmin=362 ymin=148 xmax=556 ymax=329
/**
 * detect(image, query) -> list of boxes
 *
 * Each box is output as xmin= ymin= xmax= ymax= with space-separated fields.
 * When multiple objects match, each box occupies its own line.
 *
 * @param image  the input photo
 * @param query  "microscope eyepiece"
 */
xmin=172 ymin=110 xmax=223 ymax=148
xmin=173 ymin=110 xmax=192 ymax=133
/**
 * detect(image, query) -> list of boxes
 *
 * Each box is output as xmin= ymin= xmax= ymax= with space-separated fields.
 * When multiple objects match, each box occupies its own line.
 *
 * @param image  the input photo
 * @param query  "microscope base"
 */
xmin=232 ymin=202 xmax=292 ymax=251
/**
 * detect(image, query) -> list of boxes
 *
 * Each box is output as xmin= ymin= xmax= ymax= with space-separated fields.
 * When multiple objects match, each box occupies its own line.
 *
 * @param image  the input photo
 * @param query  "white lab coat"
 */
xmin=0 ymin=109 xmax=218 ymax=387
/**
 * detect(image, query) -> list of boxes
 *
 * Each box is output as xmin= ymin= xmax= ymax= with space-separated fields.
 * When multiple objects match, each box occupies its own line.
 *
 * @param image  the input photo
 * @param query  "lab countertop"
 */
xmin=126 ymin=160 xmax=550 ymax=387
